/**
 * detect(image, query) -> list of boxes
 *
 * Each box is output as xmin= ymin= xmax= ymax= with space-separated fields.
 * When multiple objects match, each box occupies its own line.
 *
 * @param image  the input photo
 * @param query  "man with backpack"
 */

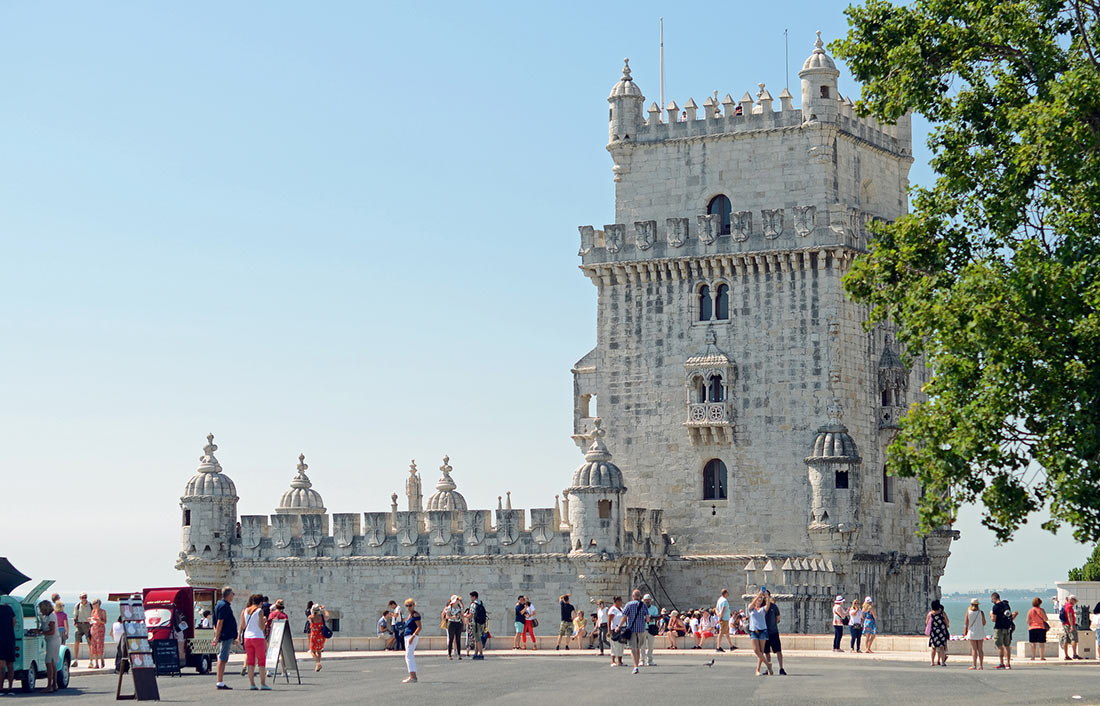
xmin=469 ymin=592 xmax=488 ymax=660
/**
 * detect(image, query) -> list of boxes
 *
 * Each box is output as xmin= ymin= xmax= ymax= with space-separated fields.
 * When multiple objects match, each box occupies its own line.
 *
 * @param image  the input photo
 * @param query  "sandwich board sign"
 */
xmin=265 ymin=620 xmax=300 ymax=685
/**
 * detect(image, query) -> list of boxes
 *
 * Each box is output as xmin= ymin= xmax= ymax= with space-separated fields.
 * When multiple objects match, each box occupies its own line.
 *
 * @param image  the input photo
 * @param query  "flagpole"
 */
xmin=660 ymin=17 xmax=665 ymax=115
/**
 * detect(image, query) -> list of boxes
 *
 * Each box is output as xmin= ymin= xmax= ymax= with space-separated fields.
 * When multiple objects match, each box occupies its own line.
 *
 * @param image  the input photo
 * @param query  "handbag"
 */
xmin=531 ymin=618 xmax=539 ymax=629
xmin=924 ymin=614 xmax=933 ymax=636
xmin=647 ymin=624 xmax=659 ymax=636
xmin=321 ymin=622 xmax=333 ymax=639
xmin=618 ymin=627 xmax=633 ymax=643
xmin=441 ymin=616 xmax=448 ymax=631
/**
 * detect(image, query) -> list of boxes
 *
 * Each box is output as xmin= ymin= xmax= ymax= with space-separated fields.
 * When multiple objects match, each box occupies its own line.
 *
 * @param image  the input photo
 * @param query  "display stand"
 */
xmin=115 ymin=596 xmax=159 ymax=701
xmin=264 ymin=620 xmax=300 ymax=685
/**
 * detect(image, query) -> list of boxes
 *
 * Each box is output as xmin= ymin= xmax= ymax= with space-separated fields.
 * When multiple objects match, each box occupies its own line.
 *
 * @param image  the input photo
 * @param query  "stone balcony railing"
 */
xmin=686 ymin=402 xmax=731 ymax=426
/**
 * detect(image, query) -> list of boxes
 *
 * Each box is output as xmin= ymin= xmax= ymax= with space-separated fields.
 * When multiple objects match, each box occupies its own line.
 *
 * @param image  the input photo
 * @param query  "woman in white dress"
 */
xmin=964 ymin=598 xmax=987 ymax=670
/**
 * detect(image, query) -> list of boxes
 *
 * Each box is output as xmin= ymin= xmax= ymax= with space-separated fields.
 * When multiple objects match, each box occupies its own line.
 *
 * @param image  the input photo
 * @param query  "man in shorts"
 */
xmin=990 ymin=592 xmax=1018 ymax=669
xmin=621 ymin=589 xmax=649 ymax=674
xmin=556 ymin=594 xmax=575 ymax=650
xmin=714 ymin=589 xmax=735 ymax=652
xmin=469 ymin=591 xmax=487 ymax=660
xmin=71 ymin=592 xmax=92 ymax=667
xmin=1060 ymin=594 xmax=1081 ymax=660
xmin=211 ymin=587 xmax=238 ymax=690
xmin=513 ymin=596 xmax=526 ymax=650
xmin=764 ymin=589 xmax=786 ymax=675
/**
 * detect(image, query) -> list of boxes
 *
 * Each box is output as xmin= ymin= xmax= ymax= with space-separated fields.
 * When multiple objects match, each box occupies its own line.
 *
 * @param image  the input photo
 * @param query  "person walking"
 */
xmin=89 ymin=598 xmax=107 ymax=669
xmin=862 ymin=598 xmax=878 ymax=654
xmin=927 ymin=600 xmax=949 ymax=666
xmin=964 ymin=598 xmax=987 ymax=670
xmin=71 ymin=592 xmax=92 ymax=668
xmin=608 ymin=596 xmax=626 ymax=667
xmin=212 ymin=587 xmax=238 ymax=690
xmin=990 ymin=592 xmax=1017 ymax=669
xmin=764 ymin=589 xmax=786 ymax=675
xmin=747 ymin=591 xmax=772 ymax=676
xmin=443 ymin=595 xmax=465 ymax=660
xmin=642 ymin=594 xmax=659 ymax=666
xmin=1060 ymin=594 xmax=1081 ymax=660
xmin=402 ymin=598 xmax=422 ymax=684
xmin=308 ymin=604 xmax=330 ymax=672
xmin=513 ymin=596 xmax=526 ymax=650
xmin=469 ymin=591 xmax=487 ymax=660
xmin=0 ymin=597 xmax=14 ymax=693
xmin=714 ymin=589 xmax=735 ymax=652
xmin=388 ymin=600 xmax=405 ymax=652
xmin=556 ymin=594 xmax=575 ymax=650
xmin=1027 ymin=597 xmax=1049 ymax=661
xmin=621 ymin=590 xmax=648 ymax=674
xmin=522 ymin=599 xmax=537 ymax=650
xmin=596 ymin=600 xmax=610 ymax=655
xmin=848 ymin=598 xmax=864 ymax=653
xmin=240 ymin=594 xmax=271 ymax=690
xmin=831 ymin=596 xmax=846 ymax=652
xmin=37 ymin=601 xmax=60 ymax=692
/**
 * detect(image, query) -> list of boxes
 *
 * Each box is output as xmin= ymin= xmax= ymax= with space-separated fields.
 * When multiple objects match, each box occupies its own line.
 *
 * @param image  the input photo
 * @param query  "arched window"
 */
xmin=698 ymin=285 xmax=713 ymax=321
xmin=182 ymin=509 xmax=191 ymax=527
xmin=881 ymin=387 xmax=891 ymax=406
xmin=708 ymin=375 xmax=724 ymax=403
xmin=883 ymin=465 xmax=893 ymax=503
xmin=835 ymin=469 xmax=849 ymax=489
xmin=703 ymin=459 xmax=728 ymax=500
xmin=694 ymin=376 xmax=707 ymax=403
xmin=707 ymin=195 xmax=732 ymax=235
xmin=598 ymin=499 xmax=612 ymax=519
xmin=715 ymin=284 xmax=730 ymax=320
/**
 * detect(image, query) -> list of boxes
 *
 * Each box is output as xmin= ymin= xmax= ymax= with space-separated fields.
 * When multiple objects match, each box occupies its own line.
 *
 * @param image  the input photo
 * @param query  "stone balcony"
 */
xmin=684 ymin=403 xmax=732 ymax=446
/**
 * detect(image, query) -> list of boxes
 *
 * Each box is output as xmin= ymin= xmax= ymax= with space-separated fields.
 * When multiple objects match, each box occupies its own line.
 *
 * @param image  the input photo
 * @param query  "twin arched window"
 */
xmin=698 ymin=283 xmax=731 ymax=322
xmin=703 ymin=459 xmax=728 ymax=500
xmin=694 ymin=374 xmax=725 ymax=403
xmin=708 ymin=195 xmax=732 ymax=235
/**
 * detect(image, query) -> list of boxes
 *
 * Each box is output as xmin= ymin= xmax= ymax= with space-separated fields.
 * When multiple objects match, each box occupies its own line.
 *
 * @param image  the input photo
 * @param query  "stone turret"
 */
xmin=425 ymin=455 xmax=467 ymax=511
xmin=608 ymin=58 xmax=644 ymax=145
xmin=799 ymin=31 xmax=840 ymax=123
xmin=178 ymin=434 xmax=237 ymax=586
xmin=804 ymin=402 xmax=862 ymax=566
xmin=277 ymin=454 xmax=326 ymax=515
xmin=566 ymin=418 xmax=626 ymax=555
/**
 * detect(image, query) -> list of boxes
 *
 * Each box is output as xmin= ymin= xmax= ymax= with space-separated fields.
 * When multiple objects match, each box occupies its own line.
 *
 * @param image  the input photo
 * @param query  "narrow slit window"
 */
xmin=698 ymin=285 xmax=713 ymax=321
xmin=715 ymin=284 xmax=730 ymax=320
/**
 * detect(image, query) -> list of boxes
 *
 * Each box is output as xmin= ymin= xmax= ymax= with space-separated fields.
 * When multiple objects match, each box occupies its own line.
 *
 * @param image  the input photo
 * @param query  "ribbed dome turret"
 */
xmin=426 ymin=455 xmax=468 ymax=511
xmin=800 ymin=31 xmax=838 ymax=74
xmin=183 ymin=434 xmax=238 ymax=499
xmin=570 ymin=418 xmax=626 ymax=490
xmin=276 ymin=454 xmax=326 ymax=514
xmin=608 ymin=58 xmax=643 ymax=99
xmin=805 ymin=403 xmax=861 ymax=463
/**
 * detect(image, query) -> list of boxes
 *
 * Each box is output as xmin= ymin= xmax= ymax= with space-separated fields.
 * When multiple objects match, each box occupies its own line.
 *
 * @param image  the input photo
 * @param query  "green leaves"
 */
xmin=836 ymin=0 xmax=1100 ymax=543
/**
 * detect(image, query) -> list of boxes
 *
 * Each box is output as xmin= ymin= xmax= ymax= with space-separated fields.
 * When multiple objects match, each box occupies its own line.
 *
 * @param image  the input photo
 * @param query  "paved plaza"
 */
xmin=23 ymin=650 xmax=1100 ymax=705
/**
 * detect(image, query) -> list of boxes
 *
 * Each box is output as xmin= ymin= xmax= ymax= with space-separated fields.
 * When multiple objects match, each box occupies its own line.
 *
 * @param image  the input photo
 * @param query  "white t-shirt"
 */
xmin=525 ymin=605 xmax=536 ymax=621
xmin=597 ymin=607 xmax=609 ymax=626
xmin=112 ymin=621 xmax=125 ymax=642
xmin=689 ymin=617 xmax=700 ymax=634
xmin=849 ymin=608 xmax=863 ymax=626
xmin=716 ymin=596 xmax=731 ymax=621
xmin=609 ymin=606 xmax=625 ymax=631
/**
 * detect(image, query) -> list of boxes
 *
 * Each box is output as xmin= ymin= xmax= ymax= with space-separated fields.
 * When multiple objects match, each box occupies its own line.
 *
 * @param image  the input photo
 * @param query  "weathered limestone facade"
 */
xmin=176 ymin=33 xmax=955 ymax=636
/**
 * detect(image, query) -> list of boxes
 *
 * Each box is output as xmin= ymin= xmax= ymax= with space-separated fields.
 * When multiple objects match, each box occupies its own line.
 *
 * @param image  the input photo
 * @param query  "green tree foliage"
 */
xmin=833 ymin=0 xmax=1100 ymax=542
xmin=1068 ymin=545 xmax=1100 ymax=581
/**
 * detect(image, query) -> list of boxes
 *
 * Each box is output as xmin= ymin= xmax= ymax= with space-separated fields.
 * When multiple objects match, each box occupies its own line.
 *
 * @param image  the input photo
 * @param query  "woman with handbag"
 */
xmin=522 ymin=599 xmax=538 ymax=650
xmin=926 ymin=599 xmax=949 ymax=665
xmin=1027 ymin=597 xmax=1049 ymax=660
xmin=308 ymin=604 xmax=331 ymax=672
xmin=964 ymin=598 xmax=987 ymax=670
xmin=402 ymin=598 xmax=422 ymax=684
xmin=831 ymin=596 xmax=847 ymax=652
xmin=442 ymin=595 xmax=465 ymax=660
xmin=608 ymin=596 xmax=626 ymax=667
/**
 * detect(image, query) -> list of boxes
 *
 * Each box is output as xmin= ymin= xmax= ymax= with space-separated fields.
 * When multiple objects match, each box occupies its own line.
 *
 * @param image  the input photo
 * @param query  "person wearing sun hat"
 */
xmin=831 ymin=596 xmax=846 ymax=652
xmin=862 ymin=596 xmax=878 ymax=653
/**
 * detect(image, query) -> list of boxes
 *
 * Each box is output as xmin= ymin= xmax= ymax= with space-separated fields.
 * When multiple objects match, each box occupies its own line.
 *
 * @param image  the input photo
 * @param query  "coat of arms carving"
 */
xmin=270 ymin=515 xmax=295 ymax=549
xmin=793 ymin=205 xmax=816 ymax=237
xmin=666 ymin=217 xmax=689 ymax=247
xmin=530 ymin=508 xmax=554 ymax=545
xmin=301 ymin=514 xmax=323 ymax=549
xmin=428 ymin=510 xmax=452 ymax=545
xmin=697 ymin=214 xmax=720 ymax=245
xmin=364 ymin=512 xmax=389 ymax=547
xmin=761 ymin=208 xmax=784 ymax=239
xmin=332 ymin=513 xmax=359 ymax=548
xmin=604 ymin=223 xmax=625 ymax=253
xmin=634 ymin=220 xmax=656 ymax=250
xmin=240 ymin=516 xmax=265 ymax=549
xmin=464 ymin=510 xmax=486 ymax=546
xmin=396 ymin=511 xmax=419 ymax=547
xmin=496 ymin=509 xmax=520 ymax=545
xmin=577 ymin=225 xmax=594 ymax=256
xmin=732 ymin=211 xmax=752 ymax=241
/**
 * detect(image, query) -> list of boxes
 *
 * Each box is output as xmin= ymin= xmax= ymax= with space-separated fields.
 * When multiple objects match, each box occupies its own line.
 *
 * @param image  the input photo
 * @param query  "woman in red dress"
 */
xmin=89 ymin=599 xmax=108 ymax=669
xmin=308 ymin=604 xmax=330 ymax=672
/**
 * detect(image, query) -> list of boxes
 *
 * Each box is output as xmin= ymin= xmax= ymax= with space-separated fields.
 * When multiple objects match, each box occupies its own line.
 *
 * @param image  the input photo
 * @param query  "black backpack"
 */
xmin=474 ymin=601 xmax=488 ymax=625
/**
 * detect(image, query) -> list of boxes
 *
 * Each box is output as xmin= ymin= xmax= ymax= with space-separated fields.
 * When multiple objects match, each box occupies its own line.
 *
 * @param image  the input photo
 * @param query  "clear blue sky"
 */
xmin=0 ymin=1 xmax=1085 ymax=596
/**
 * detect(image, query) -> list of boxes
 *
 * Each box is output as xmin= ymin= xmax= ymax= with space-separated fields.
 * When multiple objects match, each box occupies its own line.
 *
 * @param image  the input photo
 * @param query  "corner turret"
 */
xmin=178 ymin=434 xmax=238 ymax=585
xmin=566 ymin=418 xmax=626 ymax=555
xmin=608 ymin=58 xmax=644 ymax=145
xmin=799 ymin=31 xmax=840 ymax=123
xmin=804 ymin=402 xmax=862 ymax=565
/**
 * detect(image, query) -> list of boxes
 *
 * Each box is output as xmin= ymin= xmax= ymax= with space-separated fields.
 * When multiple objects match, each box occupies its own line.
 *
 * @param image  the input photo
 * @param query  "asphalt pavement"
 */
xmin=12 ymin=650 xmax=1100 ymax=705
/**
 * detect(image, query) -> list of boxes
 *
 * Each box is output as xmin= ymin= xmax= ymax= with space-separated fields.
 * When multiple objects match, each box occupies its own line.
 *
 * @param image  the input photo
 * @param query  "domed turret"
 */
xmin=179 ymin=434 xmax=238 ymax=564
xmin=426 ymin=455 xmax=468 ymax=511
xmin=183 ymin=433 xmax=237 ymax=499
xmin=567 ymin=418 xmax=626 ymax=555
xmin=276 ymin=454 xmax=326 ymax=515
xmin=608 ymin=58 xmax=644 ymax=144
xmin=799 ymin=31 xmax=840 ymax=123
xmin=804 ymin=401 xmax=862 ymax=538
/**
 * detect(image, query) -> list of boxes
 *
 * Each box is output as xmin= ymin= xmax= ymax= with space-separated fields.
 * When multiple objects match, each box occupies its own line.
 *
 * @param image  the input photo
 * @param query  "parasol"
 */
xmin=0 ymin=557 xmax=31 ymax=596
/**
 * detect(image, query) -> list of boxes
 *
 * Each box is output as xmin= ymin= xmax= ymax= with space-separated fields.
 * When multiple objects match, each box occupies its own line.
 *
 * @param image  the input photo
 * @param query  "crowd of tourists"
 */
xmin=924 ymin=592 xmax=1093 ymax=670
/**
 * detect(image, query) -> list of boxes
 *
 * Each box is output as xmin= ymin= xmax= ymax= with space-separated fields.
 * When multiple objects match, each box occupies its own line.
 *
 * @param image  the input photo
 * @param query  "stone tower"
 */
xmin=178 ymin=434 xmax=238 ymax=587
xmin=573 ymin=33 xmax=954 ymax=633
xmin=566 ymin=418 xmax=626 ymax=555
